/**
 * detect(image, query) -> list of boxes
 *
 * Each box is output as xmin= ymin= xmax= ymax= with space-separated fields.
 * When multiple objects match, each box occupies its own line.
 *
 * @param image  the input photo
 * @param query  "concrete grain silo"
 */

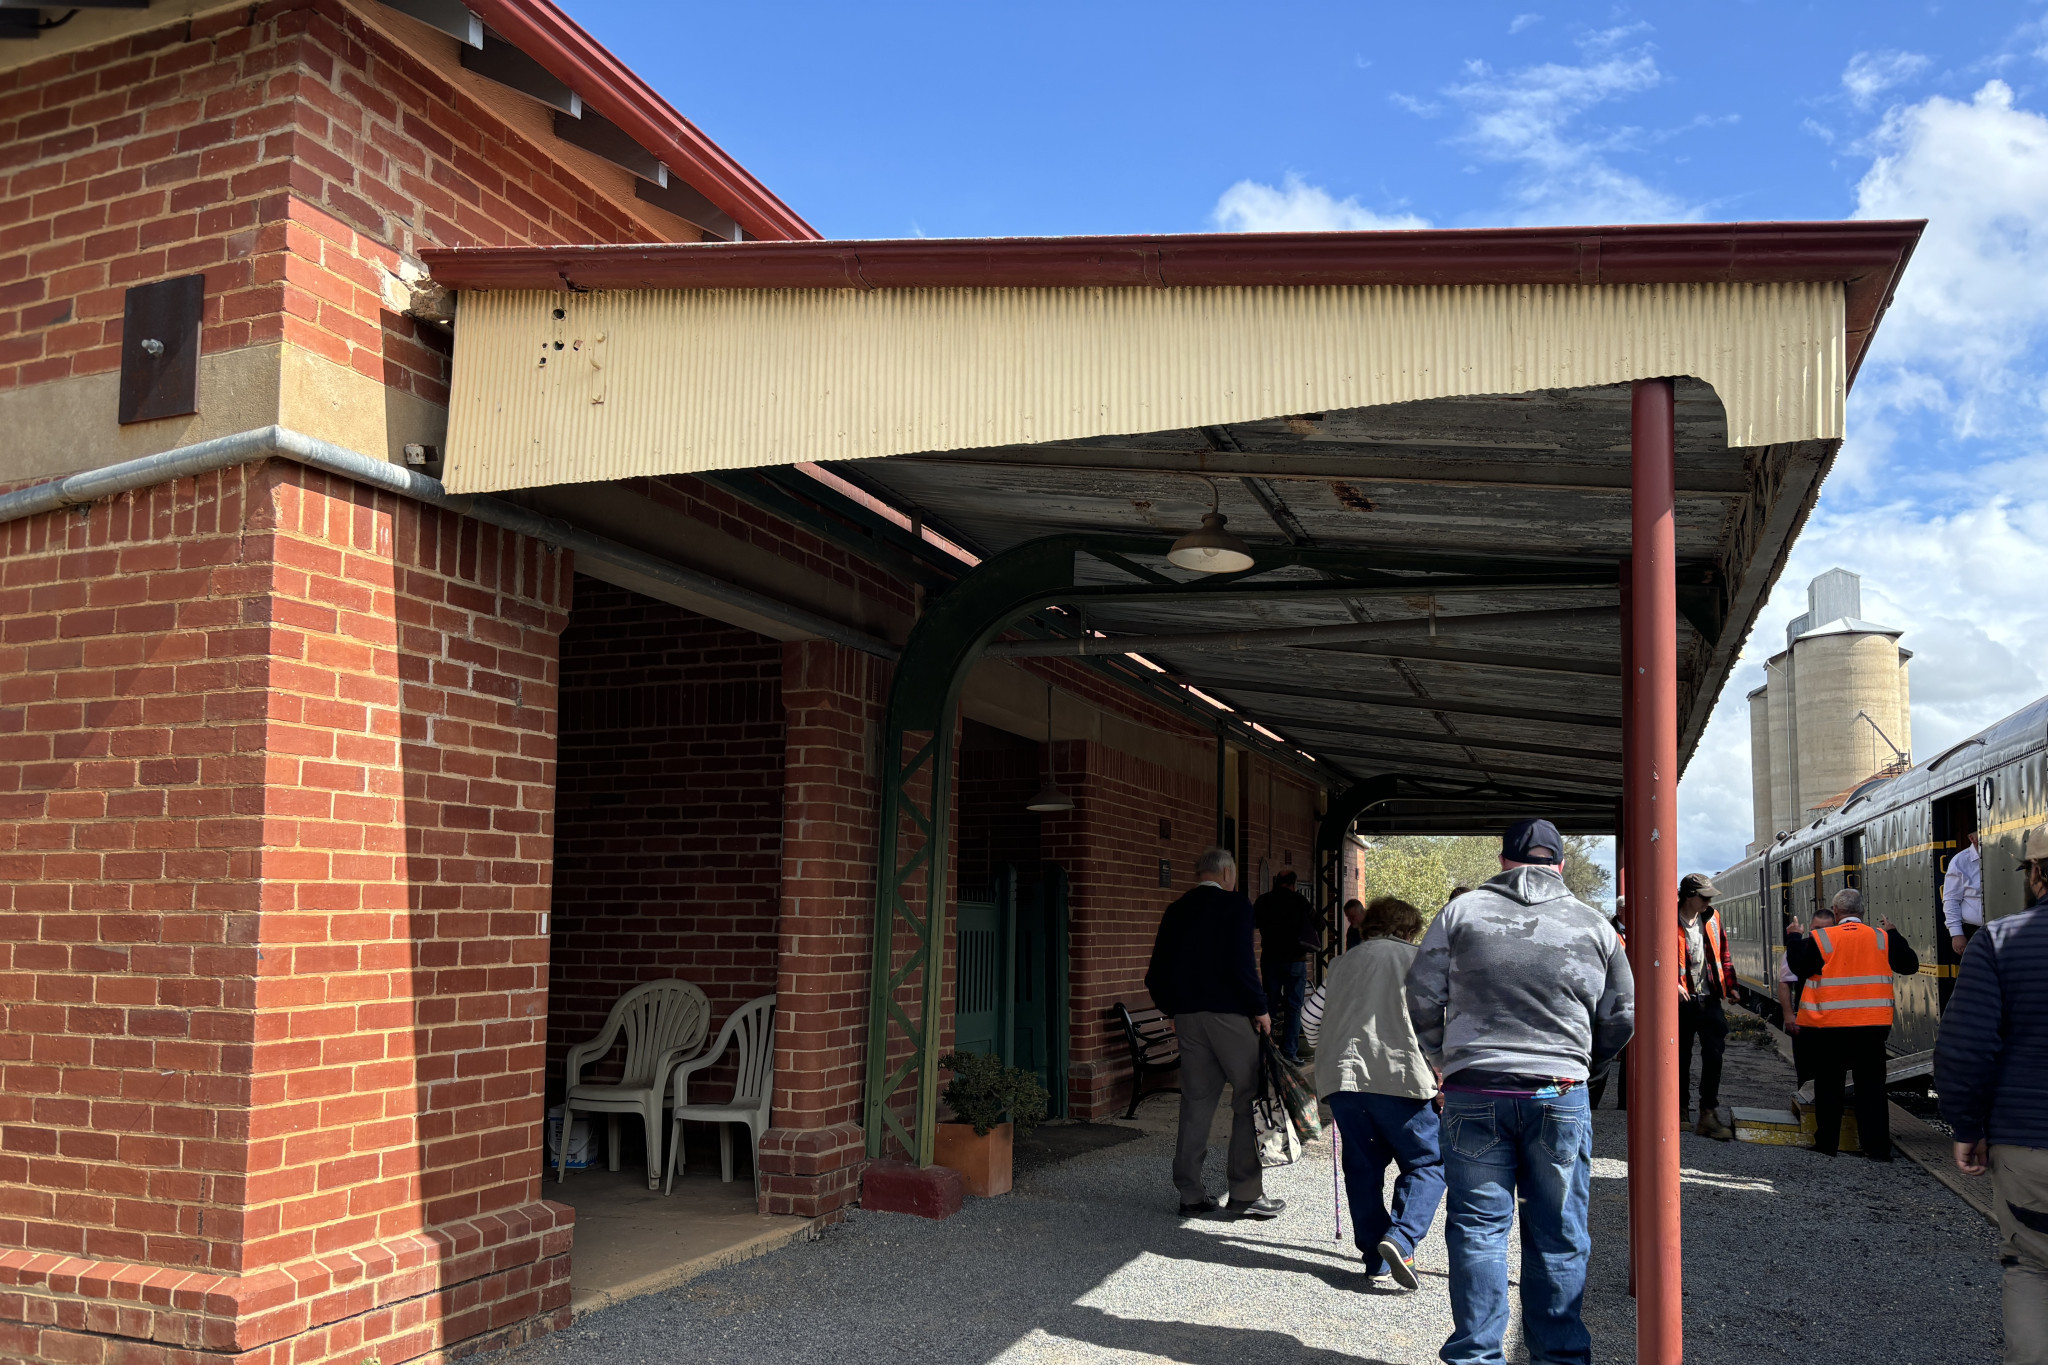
xmin=1747 ymin=683 xmax=1774 ymax=848
xmin=1744 ymin=569 xmax=1913 ymax=851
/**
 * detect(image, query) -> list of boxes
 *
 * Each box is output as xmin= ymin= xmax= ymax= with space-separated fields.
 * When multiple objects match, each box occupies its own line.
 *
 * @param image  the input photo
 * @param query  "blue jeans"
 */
xmin=1325 ymin=1090 xmax=1445 ymax=1274
xmin=1263 ymin=960 xmax=1307 ymax=1059
xmin=1440 ymin=1087 xmax=1593 ymax=1365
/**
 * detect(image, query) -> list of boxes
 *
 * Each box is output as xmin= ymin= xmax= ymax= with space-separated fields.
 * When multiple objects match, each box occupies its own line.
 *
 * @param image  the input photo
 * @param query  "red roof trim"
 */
xmin=464 ymin=0 xmax=818 ymax=243
xmin=421 ymin=220 xmax=1921 ymax=384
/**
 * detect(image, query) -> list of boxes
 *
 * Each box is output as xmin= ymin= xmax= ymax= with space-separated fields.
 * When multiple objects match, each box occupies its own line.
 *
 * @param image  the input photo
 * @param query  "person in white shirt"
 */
xmin=1945 ymin=831 xmax=1984 ymax=954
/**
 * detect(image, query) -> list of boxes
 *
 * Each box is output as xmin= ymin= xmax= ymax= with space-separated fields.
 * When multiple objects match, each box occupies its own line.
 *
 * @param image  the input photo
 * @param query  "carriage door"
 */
xmin=1932 ymin=787 xmax=1979 ymax=1012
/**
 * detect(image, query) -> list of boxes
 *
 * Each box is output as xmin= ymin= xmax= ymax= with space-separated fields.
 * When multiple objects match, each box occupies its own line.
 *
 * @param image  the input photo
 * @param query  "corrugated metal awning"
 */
xmin=437 ymin=279 xmax=1845 ymax=495
xmin=419 ymin=222 xmax=1921 ymax=824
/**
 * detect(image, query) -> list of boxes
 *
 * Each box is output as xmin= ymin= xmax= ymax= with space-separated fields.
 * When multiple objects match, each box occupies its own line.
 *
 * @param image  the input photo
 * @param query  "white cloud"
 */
xmin=1390 ymin=92 xmax=1443 ymax=118
xmin=1842 ymin=50 xmax=1931 ymax=108
xmin=1680 ymin=77 xmax=2048 ymax=874
xmin=1210 ymin=174 xmax=1430 ymax=232
xmin=1852 ymin=81 xmax=2048 ymax=447
xmin=1509 ymin=13 xmax=1541 ymax=35
xmin=1442 ymin=49 xmax=1697 ymax=224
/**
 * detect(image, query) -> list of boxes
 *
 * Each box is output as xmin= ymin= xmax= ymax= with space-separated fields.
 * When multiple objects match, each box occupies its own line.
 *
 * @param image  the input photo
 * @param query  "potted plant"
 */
xmin=933 ymin=1050 xmax=1050 ymax=1197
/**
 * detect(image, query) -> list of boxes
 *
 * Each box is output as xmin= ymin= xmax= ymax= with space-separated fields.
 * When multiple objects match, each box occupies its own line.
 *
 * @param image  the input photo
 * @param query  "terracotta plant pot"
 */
xmin=934 ymin=1121 xmax=1014 ymax=1197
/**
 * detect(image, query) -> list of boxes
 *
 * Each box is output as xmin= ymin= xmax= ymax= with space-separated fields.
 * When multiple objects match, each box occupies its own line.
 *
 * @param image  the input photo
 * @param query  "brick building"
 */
xmin=0 ymin=5 xmax=1331 ymax=1360
xmin=0 ymin=2 xmax=1921 ymax=1362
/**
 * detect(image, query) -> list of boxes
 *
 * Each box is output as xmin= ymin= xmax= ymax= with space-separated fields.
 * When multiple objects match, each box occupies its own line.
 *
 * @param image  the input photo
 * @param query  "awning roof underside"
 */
xmin=427 ymin=223 xmax=1922 ymax=833
xmin=845 ymin=378 xmax=1791 ymax=833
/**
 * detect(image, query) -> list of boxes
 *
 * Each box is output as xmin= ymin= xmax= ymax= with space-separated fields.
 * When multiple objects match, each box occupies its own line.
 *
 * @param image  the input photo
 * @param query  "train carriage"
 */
xmin=1714 ymin=695 xmax=2048 ymax=1056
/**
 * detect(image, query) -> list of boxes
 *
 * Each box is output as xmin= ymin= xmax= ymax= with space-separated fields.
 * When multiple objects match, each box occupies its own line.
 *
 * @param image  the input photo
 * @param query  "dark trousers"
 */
xmin=1262 ymin=959 xmax=1307 ymax=1060
xmin=1326 ymin=1090 xmax=1445 ymax=1273
xmin=1172 ymin=1011 xmax=1264 ymax=1203
xmin=1939 ymin=922 xmax=1980 ymax=1013
xmin=1677 ymin=995 xmax=1728 ymax=1114
xmin=1808 ymin=1023 xmax=1891 ymax=1159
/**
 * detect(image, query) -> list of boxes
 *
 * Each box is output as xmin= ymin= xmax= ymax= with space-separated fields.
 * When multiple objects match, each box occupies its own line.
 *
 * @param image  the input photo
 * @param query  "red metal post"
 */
xmin=1618 ymin=560 xmax=1637 ymax=1300
xmin=1629 ymin=379 xmax=1683 ymax=1363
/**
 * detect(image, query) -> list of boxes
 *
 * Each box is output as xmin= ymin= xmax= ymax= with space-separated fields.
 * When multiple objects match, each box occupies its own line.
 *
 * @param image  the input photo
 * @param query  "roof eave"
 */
xmin=466 ymin=0 xmax=819 ymax=242
xmin=419 ymin=219 xmax=1922 ymax=381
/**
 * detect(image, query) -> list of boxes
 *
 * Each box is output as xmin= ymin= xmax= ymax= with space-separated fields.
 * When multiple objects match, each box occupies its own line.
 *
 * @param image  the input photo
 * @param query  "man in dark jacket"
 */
xmin=1145 ymin=846 xmax=1283 ymax=1220
xmin=1936 ymin=821 xmax=2048 ymax=1364
xmin=1254 ymin=869 xmax=1321 ymax=1061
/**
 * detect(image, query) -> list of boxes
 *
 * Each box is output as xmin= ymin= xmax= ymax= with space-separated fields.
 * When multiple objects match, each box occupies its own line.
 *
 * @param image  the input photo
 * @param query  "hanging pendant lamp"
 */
xmin=1167 ymin=481 xmax=1255 ymax=574
xmin=1026 ymin=685 xmax=1075 ymax=812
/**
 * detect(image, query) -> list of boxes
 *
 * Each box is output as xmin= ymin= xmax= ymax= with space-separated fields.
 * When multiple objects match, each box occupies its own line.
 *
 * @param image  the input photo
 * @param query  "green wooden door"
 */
xmin=954 ymin=870 xmax=1068 ymax=1117
xmin=1011 ymin=874 xmax=1047 ymax=1085
xmin=953 ymin=894 xmax=1004 ymax=1058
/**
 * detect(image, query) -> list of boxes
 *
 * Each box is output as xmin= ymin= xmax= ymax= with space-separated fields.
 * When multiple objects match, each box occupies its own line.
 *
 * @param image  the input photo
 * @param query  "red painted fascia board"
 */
xmin=464 ymin=0 xmax=818 ymax=243
xmin=422 ymin=219 xmax=1922 ymax=383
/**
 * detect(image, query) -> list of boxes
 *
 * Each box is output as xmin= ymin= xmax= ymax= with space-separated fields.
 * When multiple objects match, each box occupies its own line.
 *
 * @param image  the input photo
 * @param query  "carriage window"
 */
xmin=1812 ymin=848 xmax=1825 ymax=914
xmin=1843 ymin=831 xmax=1863 ymax=890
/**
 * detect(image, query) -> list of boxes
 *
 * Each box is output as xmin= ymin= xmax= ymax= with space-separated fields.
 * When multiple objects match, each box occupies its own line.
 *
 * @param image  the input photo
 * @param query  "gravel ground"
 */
xmin=507 ymin=1054 xmax=2000 ymax=1364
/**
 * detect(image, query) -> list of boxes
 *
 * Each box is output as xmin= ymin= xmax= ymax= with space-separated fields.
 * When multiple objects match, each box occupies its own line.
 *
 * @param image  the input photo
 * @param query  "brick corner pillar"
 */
xmin=0 ymin=463 xmax=575 ymax=1365
xmin=1629 ymin=378 xmax=1684 ymax=1363
xmin=759 ymin=640 xmax=891 ymax=1220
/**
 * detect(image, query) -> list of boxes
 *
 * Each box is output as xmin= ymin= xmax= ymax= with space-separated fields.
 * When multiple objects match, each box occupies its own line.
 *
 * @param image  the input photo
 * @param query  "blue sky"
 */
xmin=578 ymin=1 xmax=2048 ymax=884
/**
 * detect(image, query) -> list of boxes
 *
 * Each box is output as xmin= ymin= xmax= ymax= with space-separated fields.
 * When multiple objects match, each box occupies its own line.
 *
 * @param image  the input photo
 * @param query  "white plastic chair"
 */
xmin=664 ymin=993 xmax=776 ymax=1200
xmin=559 ymin=979 xmax=711 ymax=1189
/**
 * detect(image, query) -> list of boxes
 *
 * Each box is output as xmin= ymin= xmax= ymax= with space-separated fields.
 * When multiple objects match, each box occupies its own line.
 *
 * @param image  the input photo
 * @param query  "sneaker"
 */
xmin=1178 ymin=1196 xmax=1220 ymax=1216
xmin=1234 ymin=1195 xmax=1286 ymax=1220
xmin=1694 ymin=1110 xmax=1734 ymax=1142
xmin=1376 ymin=1237 xmax=1420 ymax=1290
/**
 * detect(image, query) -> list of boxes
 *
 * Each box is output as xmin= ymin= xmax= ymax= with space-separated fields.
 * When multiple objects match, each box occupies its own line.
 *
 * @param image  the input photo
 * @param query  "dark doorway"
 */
xmin=953 ymin=721 xmax=1070 ymax=1115
xmin=1933 ymin=787 xmax=1979 ymax=1011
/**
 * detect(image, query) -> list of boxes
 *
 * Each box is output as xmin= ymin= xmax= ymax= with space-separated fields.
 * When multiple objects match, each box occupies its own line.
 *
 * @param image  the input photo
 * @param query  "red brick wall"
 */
xmin=1035 ymin=727 xmax=1321 ymax=1121
xmin=0 ymin=461 xmax=573 ymax=1362
xmin=759 ymin=641 xmax=888 ymax=1219
xmin=548 ymin=577 xmax=783 ymax=1100
xmin=0 ymin=0 xmax=665 ymax=401
xmin=956 ymin=720 xmax=1041 ymax=897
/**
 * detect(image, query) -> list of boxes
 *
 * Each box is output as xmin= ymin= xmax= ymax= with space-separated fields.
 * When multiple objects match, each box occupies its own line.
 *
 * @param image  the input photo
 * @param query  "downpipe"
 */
xmin=0 ymin=425 xmax=901 ymax=661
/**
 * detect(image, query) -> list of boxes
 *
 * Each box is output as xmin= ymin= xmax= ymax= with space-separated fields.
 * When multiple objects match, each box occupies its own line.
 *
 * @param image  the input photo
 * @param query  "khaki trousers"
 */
xmin=1172 ymin=1011 xmax=1263 ymax=1205
xmin=1992 ymin=1143 xmax=2048 ymax=1365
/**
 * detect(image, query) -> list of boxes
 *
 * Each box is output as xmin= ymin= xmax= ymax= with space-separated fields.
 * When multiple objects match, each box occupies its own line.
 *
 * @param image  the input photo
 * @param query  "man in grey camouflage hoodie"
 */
xmin=1406 ymin=818 xmax=1634 ymax=1365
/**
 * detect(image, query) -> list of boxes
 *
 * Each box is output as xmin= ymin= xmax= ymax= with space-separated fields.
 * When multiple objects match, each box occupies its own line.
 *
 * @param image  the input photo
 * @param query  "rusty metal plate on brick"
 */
xmin=119 ymin=274 xmax=203 ymax=424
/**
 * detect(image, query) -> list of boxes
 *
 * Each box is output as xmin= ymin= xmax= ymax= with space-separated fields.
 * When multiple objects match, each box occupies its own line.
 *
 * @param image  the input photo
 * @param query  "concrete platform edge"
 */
xmin=1731 ymin=999 xmax=1995 ymax=1225
xmin=567 ymin=1215 xmax=829 ymax=1319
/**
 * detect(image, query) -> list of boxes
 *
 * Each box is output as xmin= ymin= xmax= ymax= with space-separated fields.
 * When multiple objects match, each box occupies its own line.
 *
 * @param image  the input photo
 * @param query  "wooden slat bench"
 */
xmin=1111 ymin=1002 xmax=1180 ymax=1119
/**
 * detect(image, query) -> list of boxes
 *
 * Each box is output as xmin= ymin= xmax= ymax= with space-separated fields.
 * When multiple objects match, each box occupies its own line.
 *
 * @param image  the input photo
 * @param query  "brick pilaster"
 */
xmin=758 ymin=641 xmax=886 ymax=1218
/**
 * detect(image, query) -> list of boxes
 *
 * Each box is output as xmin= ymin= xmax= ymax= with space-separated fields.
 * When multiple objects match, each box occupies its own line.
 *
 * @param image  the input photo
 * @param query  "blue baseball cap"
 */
xmin=1501 ymin=818 xmax=1564 ymax=864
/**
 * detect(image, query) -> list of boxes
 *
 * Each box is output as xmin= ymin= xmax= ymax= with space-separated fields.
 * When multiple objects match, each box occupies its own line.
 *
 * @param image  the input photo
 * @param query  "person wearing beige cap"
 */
xmin=1677 ymin=873 xmax=1737 ymax=1140
xmin=1936 ymin=821 xmax=2048 ymax=1361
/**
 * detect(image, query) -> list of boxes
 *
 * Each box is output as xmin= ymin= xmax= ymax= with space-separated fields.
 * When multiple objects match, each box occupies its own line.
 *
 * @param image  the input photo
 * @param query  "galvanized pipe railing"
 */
xmin=0 ymin=425 xmax=900 ymax=661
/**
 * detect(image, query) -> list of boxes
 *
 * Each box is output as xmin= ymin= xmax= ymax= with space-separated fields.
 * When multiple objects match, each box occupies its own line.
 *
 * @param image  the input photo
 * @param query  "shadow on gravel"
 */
xmin=1041 ymin=1303 xmax=1400 ymax=1365
xmin=1012 ymin=1120 xmax=1146 ymax=1175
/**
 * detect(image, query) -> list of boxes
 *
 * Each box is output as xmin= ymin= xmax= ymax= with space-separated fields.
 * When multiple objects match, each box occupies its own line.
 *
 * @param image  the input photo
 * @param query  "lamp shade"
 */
xmin=1025 ymin=778 xmax=1075 ymax=813
xmin=1167 ymin=511 xmax=1255 ymax=574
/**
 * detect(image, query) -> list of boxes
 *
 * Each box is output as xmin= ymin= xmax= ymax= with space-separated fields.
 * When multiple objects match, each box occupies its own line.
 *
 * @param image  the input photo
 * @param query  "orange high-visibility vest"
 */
xmin=1795 ymin=921 xmax=1895 ymax=1028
